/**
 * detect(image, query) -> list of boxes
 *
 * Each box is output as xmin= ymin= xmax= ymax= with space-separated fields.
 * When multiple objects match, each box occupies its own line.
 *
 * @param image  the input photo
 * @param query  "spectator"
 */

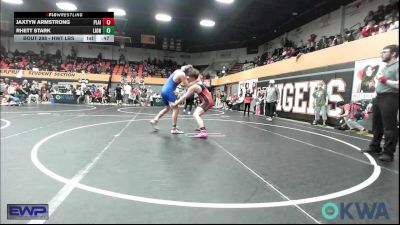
xmin=7 ymin=82 xmax=17 ymax=97
xmin=106 ymin=89 xmax=113 ymax=103
xmin=243 ymin=90 xmax=253 ymax=116
xmin=361 ymin=21 xmax=379 ymax=38
xmin=312 ymin=82 xmax=328 ymax=126
xmin=55 ymin=49 xmax=61 ymax=61
xmin=119 ymin=54 xmax=125 ymax=65
xmin=374 ymin=5 xmax=386 ymax=24
xmin=84 ymin=87 xmax=92 ymax=104
xmin=258 ymin=90 xmax=265 ymax=115
xmin=28 ymin=81 xmax=40 ymax=103
xmin=21 ymin=79 xmax=30 ymax=102
xmin=265 ymin=80 xmax=280 ymax=121
xmin=388 ymin=0 xmax=399 ymax=16
xmin=76 ymin=87 xmax=85 ymax=104
xmin=39 ymin=83 xmax=48 ymax=102
xmin=122 ymin=69 xmax=127 ymax=81
xmin=343 ymin=30 xmax=355 ymax=42
xmin=377 ymin=19 xmax=389 ymax=33
xmin=71 ymin=46 xmax=77 ymax=59
xmin=297 ymin=40 xmax=306 ymax=52
xmin=45 ymin=82 xmax=52 ymax=100
xmin=220 ymin=90 xmax=226 ymax=109
xmin=332 ymin=35 xmax=343 ymax=46
xmin=215 ymin=89 xmax=221 ymax=108
xmin=231 ymin=95 xmax=239 ymax=110
xmin=255 ymin=91 xmax=263 ymax=116
xmin=123 ymin=83 xmax=132 ymax=104
xmin=317 ymin=36 xmax=328 ymax=50
xmin=5 ymin=83 xmax=22 ymax=106
xmin=92 ymin=89 xmax=103 ymax=103
xmin=140 ymin=89 xmax=148 ymax=106
xmin=336 ymin=101 xmax=368 ymax=134
xmin=225 ymin=95 xmax=233 ymax=110
xmin=98 ymin=85 xmax=105 ymax=95
xmin=150 ymin=92 xmax=155 ymax=106
xmin=364 ymin=10 xmax=375 ymax=26
xmin=387 ymin=16 xmax=399 ymax=31
xmin=306 ymin=38 xmax=316 ymax=53
xmin=70 ymin=85 xmax=77 ymax=96
xmin=0 ymin=78 xmax=5 ymax=100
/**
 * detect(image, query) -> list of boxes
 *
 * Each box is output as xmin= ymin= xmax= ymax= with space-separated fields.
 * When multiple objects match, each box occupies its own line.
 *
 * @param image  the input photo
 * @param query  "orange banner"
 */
xmin=0 ymin=69 xmax=110 ymax=82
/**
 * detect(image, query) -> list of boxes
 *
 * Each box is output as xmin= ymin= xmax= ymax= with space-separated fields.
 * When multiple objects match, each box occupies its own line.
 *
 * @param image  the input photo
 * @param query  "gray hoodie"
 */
xmin=265 ymin=86 xmax=280 ymax=103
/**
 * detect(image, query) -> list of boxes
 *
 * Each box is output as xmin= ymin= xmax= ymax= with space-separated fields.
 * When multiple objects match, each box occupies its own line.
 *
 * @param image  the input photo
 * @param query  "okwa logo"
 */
xmin=322 ymin=202 xmax=390 ymax=220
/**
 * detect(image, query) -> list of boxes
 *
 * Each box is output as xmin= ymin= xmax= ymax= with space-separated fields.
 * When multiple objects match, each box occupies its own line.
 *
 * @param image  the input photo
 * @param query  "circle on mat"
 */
xmin=31 ymin=119 xmax=380 ymax=209
xmin=55 ymin=95 xmax=61 ymax=100
xmin=1 ymin=105 xmax=96 ymax=114
xmin=1 ymin=119 xmax=11 ymax=129
xmin=322 ymin=202 xmax=339 ymax=220
xmin=117 ymin=107 xmax=225 ymax=117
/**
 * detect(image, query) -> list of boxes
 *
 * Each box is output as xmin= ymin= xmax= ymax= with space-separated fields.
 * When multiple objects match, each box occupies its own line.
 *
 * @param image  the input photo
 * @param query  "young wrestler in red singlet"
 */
xmin=172 ymin=74 xmax=214 ymax=138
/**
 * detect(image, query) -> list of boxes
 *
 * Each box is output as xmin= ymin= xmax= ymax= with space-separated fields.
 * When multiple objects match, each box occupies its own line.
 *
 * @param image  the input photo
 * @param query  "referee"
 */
xmin=362 ymin=45 xmax=399 ymax=162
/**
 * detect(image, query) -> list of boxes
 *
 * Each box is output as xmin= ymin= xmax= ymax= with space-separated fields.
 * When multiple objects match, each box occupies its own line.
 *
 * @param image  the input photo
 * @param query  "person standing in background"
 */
xmin=183 ymin=94 xmax=195 ymax=114
xmin=243 ymin=89 xmax=253 ymax=116
xmin=215 ymin=89 xmax=221 ymax=108
xmin=362 ymin=45 xmax=399 ymax=162
xmin=28 ymin=81 xmax=40 ymax=104
xmin=115 ymin=84 xmax=123 ymax=106
xmin=0 ymin=79 xmax=6 ymax=101
xmin=255 ymin=90 xmax=264 ymax=116
xmin=259 ymin=89 xmax=265 ymax=116
xmin=123 ymin=83 xmax=132 ymax=105
xmin=150 ymin=93 xmax=155 ymax=106
xmin=265 ymin=80 xmax=280 ymax=121
xmin=312 ymin=82 xmax=329 ymax=126
xmin=220 ymin=90 xmax=226 ymax=110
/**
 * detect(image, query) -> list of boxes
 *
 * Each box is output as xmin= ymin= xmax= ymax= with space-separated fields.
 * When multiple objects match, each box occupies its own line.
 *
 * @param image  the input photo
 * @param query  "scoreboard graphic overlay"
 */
xmin=14 ymin=12 xmax=114 ymax=43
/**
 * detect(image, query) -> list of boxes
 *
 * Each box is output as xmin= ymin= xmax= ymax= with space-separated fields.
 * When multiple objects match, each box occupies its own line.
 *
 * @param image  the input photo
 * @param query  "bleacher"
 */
xmin=227 ymin=62 xmax=244 ymax=75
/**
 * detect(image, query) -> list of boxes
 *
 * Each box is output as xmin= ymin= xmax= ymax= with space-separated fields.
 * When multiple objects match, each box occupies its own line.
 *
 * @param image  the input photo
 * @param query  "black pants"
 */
xmin=260 ymin=101 xmax=264 ymax=116
xmin=244 ymin=103 xmax=251 ymax=116
xmin=185 ymin=99 xmax=194 ymax=112
xmin=369 ymin=93 xmax=399 ymax=156
xmin=77 ymin=95 xmax=85 ymax=103
xmin=265 ymin=102 xmax=277 ymax=118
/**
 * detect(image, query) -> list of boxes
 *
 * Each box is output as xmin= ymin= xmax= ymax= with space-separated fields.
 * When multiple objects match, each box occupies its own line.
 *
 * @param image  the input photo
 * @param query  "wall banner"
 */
xmin=257 ymin=63 xmax=354 ymax=124
xmin=351 ymin=57 xmax=385 ymax=101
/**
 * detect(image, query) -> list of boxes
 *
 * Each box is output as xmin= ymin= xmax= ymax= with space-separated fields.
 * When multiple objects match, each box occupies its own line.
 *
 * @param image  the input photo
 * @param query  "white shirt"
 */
xmin=8 ymin=86 xmax=16 ymax=95
xmin=123 ymin=85 xmax=132 ymax=95
xmin=98 ymin=87 xmax=105 ymax=95
xmin=81 ymin=82 xmax=87 ymax=89
xmin=388 ymin=21 xmax=399 ymax=31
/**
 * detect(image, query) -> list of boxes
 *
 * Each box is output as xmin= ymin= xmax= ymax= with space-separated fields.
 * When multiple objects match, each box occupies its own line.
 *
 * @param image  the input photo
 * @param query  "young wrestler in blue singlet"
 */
xmin=150 ymin=65 xmax=200 ymax=134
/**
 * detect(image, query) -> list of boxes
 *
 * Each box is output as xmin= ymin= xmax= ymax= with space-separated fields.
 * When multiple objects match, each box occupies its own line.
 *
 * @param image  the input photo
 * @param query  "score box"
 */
xmin=102 ymin=18 xmax=114 ymax=26
xmin=96 ymin=35 xmax=114 ymax=42
xmin=102 ymin=26 xmax=114 ymax=34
